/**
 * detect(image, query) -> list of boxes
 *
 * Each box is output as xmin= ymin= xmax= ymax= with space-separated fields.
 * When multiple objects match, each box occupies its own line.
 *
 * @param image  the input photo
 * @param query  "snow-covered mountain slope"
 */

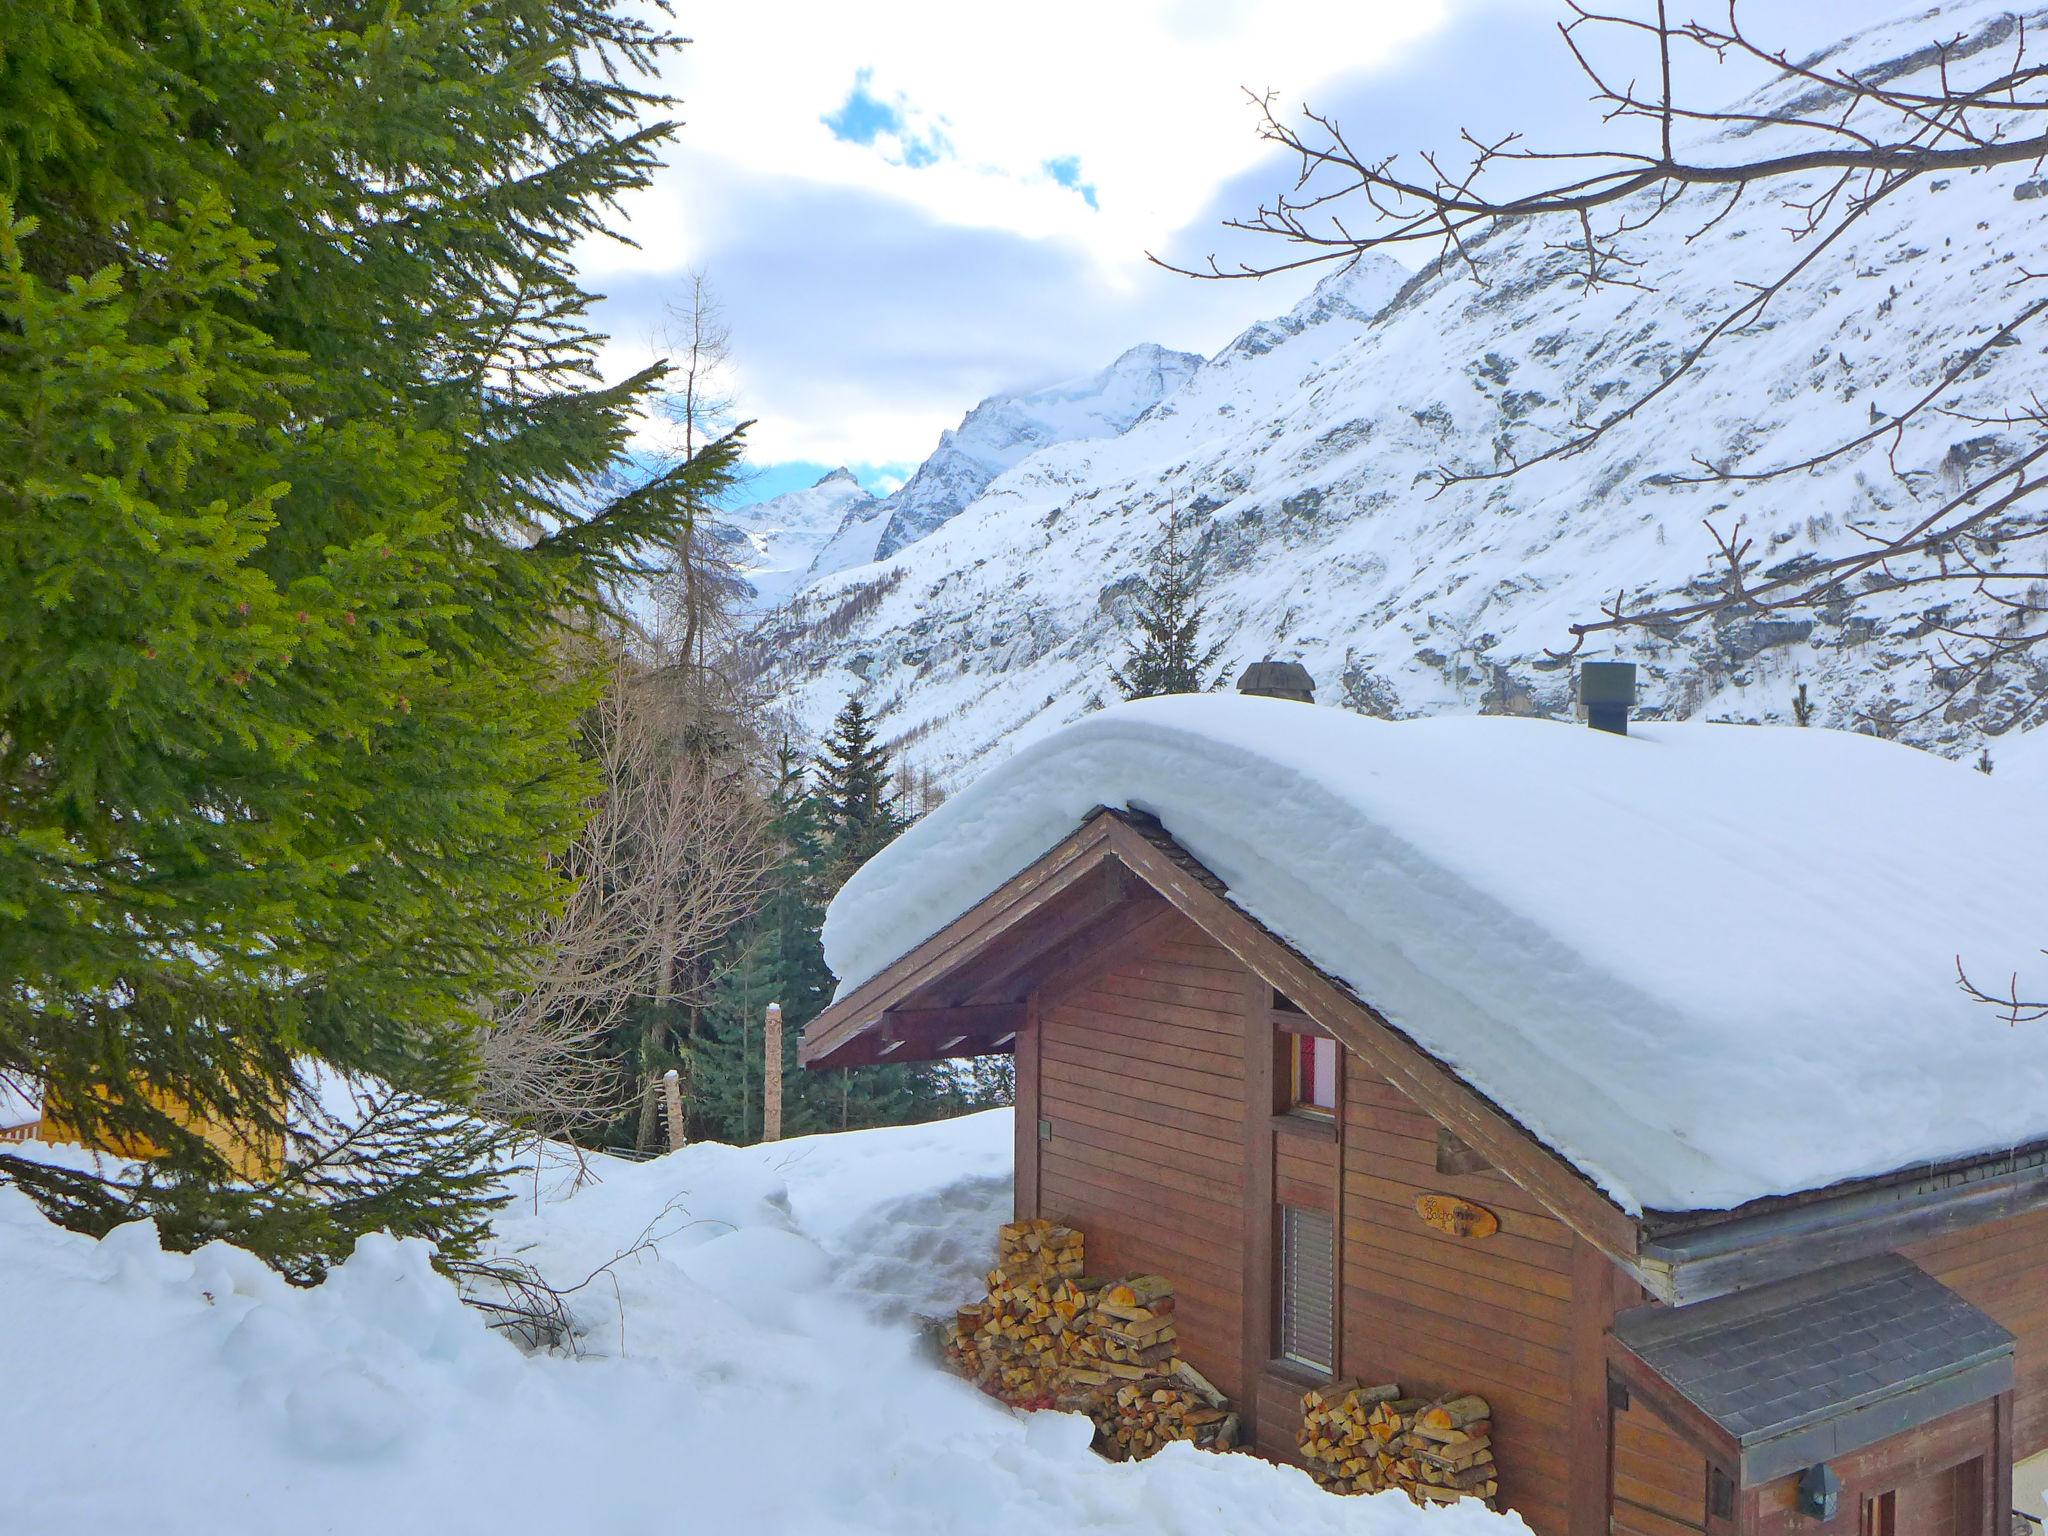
xmin=873 ymin=343 xmax=1204 ymax=560
xmin=719 ymin=467 xmax=885 ymax=613
xmin=753 ymin=2 xmax=2048 ymax=786
xmin=717 ymin=344 xmax=1201 ymax=611
xmin=0 ymin=1114 xmax=1513 ymax=1536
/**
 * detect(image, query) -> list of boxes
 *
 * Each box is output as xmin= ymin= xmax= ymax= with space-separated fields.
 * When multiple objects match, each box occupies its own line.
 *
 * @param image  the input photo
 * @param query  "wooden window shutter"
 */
xmin=1279 ymin=1205 xmax=1336 ymax=1373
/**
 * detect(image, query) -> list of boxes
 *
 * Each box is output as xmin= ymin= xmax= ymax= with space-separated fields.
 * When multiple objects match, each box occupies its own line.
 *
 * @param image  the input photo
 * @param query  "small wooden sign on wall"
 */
xmin=1414 ymin=1193 xmax=1500 ymax=1239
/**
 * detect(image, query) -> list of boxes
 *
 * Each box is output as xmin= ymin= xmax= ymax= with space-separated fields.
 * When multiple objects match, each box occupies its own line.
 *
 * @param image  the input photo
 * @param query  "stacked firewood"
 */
xmin=1090 ymin=1363 xmax=1240 ymax=1461
xmin=1094 ymin=1274 xmax=1177 ymax=1380
xmin=943 ymin=1222 xmax=1101 ymax=1405
xmin=998 ymin=1218 xmax=1085 ymax=1278
xmin=938 ymin=1224 xmax=1240 ymax=1463
xmin=1299 ymin=1383 xmax=1496 ymax=1506
xmin=1298 ymin=1380 xmax=1403 ymax=1493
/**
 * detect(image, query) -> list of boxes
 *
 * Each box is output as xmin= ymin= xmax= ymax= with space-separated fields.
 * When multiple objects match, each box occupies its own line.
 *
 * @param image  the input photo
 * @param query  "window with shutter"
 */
xmin=1279 ymin=1204 xmax=1336 ymax=1374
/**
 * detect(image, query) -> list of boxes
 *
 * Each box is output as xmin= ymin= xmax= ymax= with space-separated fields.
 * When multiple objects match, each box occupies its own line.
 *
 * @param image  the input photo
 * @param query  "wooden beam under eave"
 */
xmin=985 ymin=893 xmax=1176 ymax=1009
xmin=810 ymin=1002 xmax=1027 ymax=1069
xmin=932 ymin=862 xmax=1142 ymax=1006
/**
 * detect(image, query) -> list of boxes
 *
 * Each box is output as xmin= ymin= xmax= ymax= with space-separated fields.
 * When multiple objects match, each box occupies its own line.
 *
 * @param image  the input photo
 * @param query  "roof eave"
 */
xmin=1635 ymin=1146 xmax=2048 ymax=1305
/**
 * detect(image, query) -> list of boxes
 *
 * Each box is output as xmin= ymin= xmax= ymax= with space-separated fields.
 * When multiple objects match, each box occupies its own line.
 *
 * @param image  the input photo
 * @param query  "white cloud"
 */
xmin=576 ymin=0 xmax=1871 ymax=470
xmin=585 ymin=1 xmax=1458 ymax=278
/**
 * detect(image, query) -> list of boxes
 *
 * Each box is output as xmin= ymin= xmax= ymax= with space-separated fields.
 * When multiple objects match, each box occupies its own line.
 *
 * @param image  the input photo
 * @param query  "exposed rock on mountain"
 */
xmin=717 ymin=344 xmax=1202 ymax=611
xmin=872 ymin=343 xmax=1204 ymax=560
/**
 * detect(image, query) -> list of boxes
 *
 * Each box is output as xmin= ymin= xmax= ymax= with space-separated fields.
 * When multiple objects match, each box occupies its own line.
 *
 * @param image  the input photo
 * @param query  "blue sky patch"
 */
xmin=824 ymin=70 xmax=953 ymax=169
xmin=1043 ymin=155 xmax=1100 ymax=210
xmin=723 ymin=460 xmax=914 ymax=509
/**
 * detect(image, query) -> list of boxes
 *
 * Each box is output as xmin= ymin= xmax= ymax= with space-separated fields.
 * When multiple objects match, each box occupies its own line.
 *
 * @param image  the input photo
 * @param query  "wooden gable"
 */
xmin=802 ymin=808 xmax=1641 ymax=1269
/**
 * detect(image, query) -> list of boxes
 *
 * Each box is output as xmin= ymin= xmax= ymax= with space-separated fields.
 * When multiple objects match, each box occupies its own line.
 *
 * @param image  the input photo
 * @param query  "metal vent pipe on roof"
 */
xmin=1581 ymin=661 xmax=1636 ymax=736
xmin=1237 ymin=659 xmax=1316 ymax=703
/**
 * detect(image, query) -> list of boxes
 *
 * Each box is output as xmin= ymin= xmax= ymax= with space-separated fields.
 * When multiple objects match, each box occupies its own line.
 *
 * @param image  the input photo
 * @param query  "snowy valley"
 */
xmin=741 ymin=4 xmax=2048 ymax=787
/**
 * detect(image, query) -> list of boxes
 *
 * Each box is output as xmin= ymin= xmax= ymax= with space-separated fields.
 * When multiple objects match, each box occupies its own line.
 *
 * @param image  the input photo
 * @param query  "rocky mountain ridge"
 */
xmin=717 ymin=343 xmax=1202 ymax=610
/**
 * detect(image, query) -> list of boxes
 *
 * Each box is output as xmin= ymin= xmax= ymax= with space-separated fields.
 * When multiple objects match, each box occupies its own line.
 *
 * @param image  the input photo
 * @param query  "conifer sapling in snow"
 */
xmin=1111 ymin=507 xmax=1226 ymax=700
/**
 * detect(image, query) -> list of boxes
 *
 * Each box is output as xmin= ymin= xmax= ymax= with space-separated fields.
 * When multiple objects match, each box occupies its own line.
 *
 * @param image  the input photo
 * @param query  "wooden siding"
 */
xmin=1341 ymin=1061 xmax=1582 ymax=1536
xmin=1743 ymin=1396 xmax=1999 ymax=1535
xmin=1906 ymin=1204 xmax=2048 ymax=1458
xmin=1033 ymin=917 xmax=1251 ymax=1405
xmin=1611 ymin=1395 xmax=1710 ymax=1536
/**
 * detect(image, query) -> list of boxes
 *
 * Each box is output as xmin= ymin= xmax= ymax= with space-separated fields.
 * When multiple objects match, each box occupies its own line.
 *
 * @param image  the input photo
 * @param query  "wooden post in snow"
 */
xmin=763 ymin=1002 xmax=784 ymax=1143
xmin=661 ymin=1067 xmax=687 ymax=1153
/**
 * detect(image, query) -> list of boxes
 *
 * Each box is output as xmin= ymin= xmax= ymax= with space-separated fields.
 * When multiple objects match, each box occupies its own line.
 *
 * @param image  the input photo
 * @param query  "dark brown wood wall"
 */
xmin=1341 ymin=1060 xmax=1583 ymax=1536
xmin=1741 ymin=1396 xmax=2003 ymax=1536
xmin=1029 ymin=915 xmax=1251 ymax=1404
xmin=1017 ymin=906 xmax=1596 ymax=1534
xmin=1906 ymin=1205 xmax=2048 ymax=1459
xmin=1610 ymin=1395 xmax=1710 ymax=1536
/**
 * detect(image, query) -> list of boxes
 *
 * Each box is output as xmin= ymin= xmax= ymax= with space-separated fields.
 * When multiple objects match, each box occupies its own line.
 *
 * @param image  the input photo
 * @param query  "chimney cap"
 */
xmin=1237 ymin=659 xmax=1316 ymax=703
xmin=1581 ymin=660 xmax=1637 ymax=736
xmin=1580 ymin=661 xmax=1638 ymax=705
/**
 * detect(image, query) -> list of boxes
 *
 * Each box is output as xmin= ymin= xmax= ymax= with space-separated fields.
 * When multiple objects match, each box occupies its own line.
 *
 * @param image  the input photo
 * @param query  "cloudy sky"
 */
xmin=574 ymin=0 xmax=1858 ymax=506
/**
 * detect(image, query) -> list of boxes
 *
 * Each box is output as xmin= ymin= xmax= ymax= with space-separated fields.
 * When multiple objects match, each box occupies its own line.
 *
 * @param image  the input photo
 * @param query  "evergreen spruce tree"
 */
xmin=695 ymin=741 xmax=952 ymax=1140
xmin=816 ymin=696 xmax=909 ymax=882
xmin=1110 ymin=508 xmax=1226 ymax=700
xmin=0 ymin=0 xmax=736 ymax=1276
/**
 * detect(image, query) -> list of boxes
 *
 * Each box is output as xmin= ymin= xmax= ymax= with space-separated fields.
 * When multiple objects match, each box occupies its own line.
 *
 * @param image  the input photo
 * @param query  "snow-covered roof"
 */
xmin=0 ymin=1078 xmax=38 ymax=1132
xmin=823 ymin=696 xmax=2048 ymax=1216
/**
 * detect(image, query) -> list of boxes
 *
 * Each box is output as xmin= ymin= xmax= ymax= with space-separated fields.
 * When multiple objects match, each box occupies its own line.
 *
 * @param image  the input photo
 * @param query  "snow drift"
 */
xmin=0 ymin=1111 xmax=1517 ymax=1535
xmin=823 ymin=696 xmax=2048 ymax=1215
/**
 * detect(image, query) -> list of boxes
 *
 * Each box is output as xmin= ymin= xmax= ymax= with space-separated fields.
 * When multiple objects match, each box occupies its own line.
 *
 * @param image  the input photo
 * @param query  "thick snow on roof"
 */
xmin=824 ymin=696 xmax=2048 ymax=1215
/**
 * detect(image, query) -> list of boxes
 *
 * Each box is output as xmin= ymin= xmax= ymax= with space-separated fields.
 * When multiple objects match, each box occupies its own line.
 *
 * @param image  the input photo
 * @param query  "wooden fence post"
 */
xmin=763 ymin=1002 xmax=783 ymax=1143
xmin=661 ymin=1067 xmax=687 ymax=1153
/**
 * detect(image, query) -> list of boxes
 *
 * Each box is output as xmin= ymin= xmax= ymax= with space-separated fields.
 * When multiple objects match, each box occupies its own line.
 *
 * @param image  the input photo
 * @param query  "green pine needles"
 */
xmin=1111 ymin=507 xmax=1226 ymax=700
xmin=816 ymin=696 xmax=910 ymax=881
xmin=0 ymin=0 xmax=736 ymax=1277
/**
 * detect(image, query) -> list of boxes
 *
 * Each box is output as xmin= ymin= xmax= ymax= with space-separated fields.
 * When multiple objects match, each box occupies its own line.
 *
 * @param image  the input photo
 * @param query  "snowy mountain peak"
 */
xmin=717 ymin=469 xmax=882 ymax=612
xmin=715 ymin=340 xmax=1201 ymax=608
xmin=871 ymin=342 xmax=1203 ymax=559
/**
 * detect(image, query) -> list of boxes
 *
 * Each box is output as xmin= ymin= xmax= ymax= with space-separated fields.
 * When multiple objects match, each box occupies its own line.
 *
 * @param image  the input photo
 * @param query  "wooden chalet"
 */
xmin=801 ymin=670 xmax=2048 ymax=1536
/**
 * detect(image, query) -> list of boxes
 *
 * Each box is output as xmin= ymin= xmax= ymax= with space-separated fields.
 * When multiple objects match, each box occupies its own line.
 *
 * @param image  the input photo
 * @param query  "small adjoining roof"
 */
xmin=1614 ymin=1255 xmax=2013 ymax=1483
xmin=821 ymin=695 xmax=2048 ymax=1215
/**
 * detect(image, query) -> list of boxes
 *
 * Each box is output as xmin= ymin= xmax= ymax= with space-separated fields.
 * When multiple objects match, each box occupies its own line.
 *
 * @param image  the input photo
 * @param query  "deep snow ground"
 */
xmin=0 ymin=1110 xmax=1519 ymax=1535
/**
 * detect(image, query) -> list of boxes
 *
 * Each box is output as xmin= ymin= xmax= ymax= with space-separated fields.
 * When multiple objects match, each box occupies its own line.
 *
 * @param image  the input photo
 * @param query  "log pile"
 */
xmin=943 ymin=1221 xmax=1102 ymax=1406
xmin=1094 ymin=1274 xmax=1177 ymax=1380
xmin=998 ymin=1218 xmax=1085 ymax=1279
xmin=1299 ymin=1383 xmax=1496 ymax=1507
xmin=938 ymin=1223 xmax=1239 ymax=1462
xmin=1090 ymin=1362 xmax=1239 ymax=1461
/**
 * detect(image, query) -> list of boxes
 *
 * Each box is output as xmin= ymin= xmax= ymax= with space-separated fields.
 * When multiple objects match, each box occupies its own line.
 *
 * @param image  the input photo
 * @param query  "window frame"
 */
xmin=1273 ymin=1009 xmax=1340 ymax=1120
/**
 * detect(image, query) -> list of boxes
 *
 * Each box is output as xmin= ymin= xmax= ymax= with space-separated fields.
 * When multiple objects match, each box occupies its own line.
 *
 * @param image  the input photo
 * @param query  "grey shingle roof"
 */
xmin=1614 ymin=1254 xmax=2014 ymax=1483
